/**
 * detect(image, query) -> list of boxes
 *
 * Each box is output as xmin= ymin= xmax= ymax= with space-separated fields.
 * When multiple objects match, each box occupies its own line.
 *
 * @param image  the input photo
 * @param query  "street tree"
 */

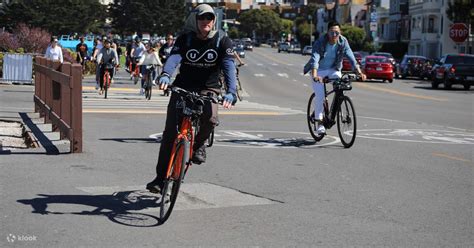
xmin=0 ymin=0 xmax=106 ymax=34
xmin=109 ymin=0 xmax=185 ymax=36
xmin=281 ymin=19 xmax=293 ymax=39
xmin=237 ymin=9 xmax=282 ymax=39
xmin=340 ymin=24 xmax=365 ymax=51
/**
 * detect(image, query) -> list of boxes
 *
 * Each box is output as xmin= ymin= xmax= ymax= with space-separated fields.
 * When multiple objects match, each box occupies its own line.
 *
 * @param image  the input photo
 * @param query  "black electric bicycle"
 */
xmin=307 ymin=73 xmax=357 ymax=148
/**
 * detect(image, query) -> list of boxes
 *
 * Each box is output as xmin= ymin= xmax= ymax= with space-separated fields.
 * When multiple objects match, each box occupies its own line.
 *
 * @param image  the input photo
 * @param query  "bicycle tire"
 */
xmin=207 ymin=129 xmax=215 ymax=147
xmin=337 ymin=96 xmax=356 ymax=148
xmin=236 ymin=78 xmax=243 ymax=101
xmin=159 ymin=140 xmax=189 ymax=223
xmin=104 ymin=73 xmax=110 ymax=99
xmin=145 ymin=75 xmax=152 ymax=100
xmin=307 ymin=93 xmax=324 ymax=141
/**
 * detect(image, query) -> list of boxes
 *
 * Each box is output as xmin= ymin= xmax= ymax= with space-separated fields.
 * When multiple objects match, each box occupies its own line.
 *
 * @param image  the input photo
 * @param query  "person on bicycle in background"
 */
xmin=159 ymin=33 xmax=174 ymax=65
xmin=159 ymin=34 xmax=175 ymax=96
xmin=130 ymin=36 xmax=146 ymax=80
xmin=92 ymin=37 xmax=104 ymax=90
xmin=146 ymin=3 xmax=238 ymax=193
xmin=96 ymin=39 xmax=119 ymax=95
xmin=137 ymin=42 xmax=163 ymax=94
xmin=125 ymin=40 xmax=133 ymax=73
xmin=304 ymin=21 xmax=366 ymax=135
xmin=75 ymin=36 xmax=88 ymax=74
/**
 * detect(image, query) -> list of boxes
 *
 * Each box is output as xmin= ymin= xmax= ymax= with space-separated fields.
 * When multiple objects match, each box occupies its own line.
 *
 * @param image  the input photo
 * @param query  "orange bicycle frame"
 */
xmin=165 ymin=117 xmax=195 ymax=179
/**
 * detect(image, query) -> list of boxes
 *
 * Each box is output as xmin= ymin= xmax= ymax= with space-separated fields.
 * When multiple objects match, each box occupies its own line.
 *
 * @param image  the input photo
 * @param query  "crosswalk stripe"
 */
xmin=82 ymin=88 xmax=304 ymax=115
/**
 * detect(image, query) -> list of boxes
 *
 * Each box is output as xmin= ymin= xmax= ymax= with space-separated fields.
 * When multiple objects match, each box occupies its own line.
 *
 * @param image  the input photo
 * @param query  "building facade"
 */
xmin=408 ymin=0 xmax=471 ymax=59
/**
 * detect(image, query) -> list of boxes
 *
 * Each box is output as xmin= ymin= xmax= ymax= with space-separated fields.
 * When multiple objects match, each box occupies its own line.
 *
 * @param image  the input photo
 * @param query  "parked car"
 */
xmin=235 ymin=46 xmax=245 ymax=58
xmin=244 ymin=41 xmax=253 ymax=51
xmin=432 ymin=54 xmax=474 ymax=90
xmin=302 ymin=45 xmax=312 ymax=55
xmin=278 ymin=42 xmax=290 ymax=53
xmin=290 ymin=43 xmax=301 ymax=53
xmin=396 ymin=55 xmax=428 ymax=79
xmin=353 ymin=52 xmax=364 ymax=64
xmin=372 ymin=52 xmax=396 ymax=66
xmin=342 ymin=52 xmax=363 ymax=72
xmin=361 ymin=56 xmax=394 ymax=83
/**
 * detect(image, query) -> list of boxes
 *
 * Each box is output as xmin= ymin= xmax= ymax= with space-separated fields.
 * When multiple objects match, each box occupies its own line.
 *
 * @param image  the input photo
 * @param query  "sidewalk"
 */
xmin=0 ymin=83 xmax=69 ymax=154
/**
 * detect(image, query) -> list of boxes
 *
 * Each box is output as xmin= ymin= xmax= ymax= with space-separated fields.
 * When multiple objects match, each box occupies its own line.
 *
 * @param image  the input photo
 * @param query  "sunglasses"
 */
xmin=329 ymin=31 xmax=340 ymax=37
xmin=197 ymin=14 xmax=215 ymax=21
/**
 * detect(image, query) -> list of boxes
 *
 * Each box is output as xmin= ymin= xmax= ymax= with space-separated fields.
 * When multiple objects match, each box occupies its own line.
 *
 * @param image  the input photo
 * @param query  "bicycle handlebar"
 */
xmin=170 ymin=86 xmax=223 ymax=105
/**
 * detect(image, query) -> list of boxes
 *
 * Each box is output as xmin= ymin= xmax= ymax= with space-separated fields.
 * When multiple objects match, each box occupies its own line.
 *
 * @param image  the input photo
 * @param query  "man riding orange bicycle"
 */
xmin=146 ymin=4 xmax=237 ymax=193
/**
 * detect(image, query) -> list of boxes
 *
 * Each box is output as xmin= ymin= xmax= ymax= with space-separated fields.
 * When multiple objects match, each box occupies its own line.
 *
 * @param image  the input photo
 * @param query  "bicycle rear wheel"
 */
xmin=307 ymin=93 xmax=324 ymax=141
xmin=159 ymin=140 xmax=189 ymax=223
xmin=337 ymin=96 xmax=356 ymax=148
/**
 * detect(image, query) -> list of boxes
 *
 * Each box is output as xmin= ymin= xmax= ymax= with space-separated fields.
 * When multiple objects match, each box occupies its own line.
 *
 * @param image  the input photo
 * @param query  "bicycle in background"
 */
xmin=143 ymin=64 xmax=158 ymax=100
xmin=219 ymin=64 xmax=244 ymax=101
xmin=307 ymin=73 xmax=357 ymax=148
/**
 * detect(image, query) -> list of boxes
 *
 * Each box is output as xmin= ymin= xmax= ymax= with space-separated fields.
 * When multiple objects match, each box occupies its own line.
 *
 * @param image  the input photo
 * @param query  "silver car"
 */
xmin=302 ymin=45 xmax=312 ymax=56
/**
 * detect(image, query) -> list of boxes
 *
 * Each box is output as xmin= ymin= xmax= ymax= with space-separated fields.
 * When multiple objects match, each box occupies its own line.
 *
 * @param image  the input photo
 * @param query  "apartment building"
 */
xmin=408 ymin=0 xmax=470 ymax=59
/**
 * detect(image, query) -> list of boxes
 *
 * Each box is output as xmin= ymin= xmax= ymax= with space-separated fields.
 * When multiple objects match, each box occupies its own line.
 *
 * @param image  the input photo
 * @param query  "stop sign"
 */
xmin=449 ymin=23 xmax=469 ymax=43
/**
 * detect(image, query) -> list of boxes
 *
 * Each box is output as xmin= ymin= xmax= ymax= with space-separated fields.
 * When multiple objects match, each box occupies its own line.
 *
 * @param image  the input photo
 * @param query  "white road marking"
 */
xmin=277 ymin=73 xmax=289 ymax=78
xmin=254 ymin=74 xmax=265 ymax=77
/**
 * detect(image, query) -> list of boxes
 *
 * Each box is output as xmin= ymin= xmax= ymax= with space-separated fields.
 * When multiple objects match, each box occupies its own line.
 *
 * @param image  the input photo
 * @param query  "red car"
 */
xmin=342 ymin=52 xmax=363 ymax=72
xmin=361 ymin=56 xmax=394 ymax=83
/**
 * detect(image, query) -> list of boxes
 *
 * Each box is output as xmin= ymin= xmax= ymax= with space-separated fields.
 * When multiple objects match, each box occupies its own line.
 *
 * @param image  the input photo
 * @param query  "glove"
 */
xmin=158 ymin=75 xmax=170 ymax=87
xmin=223 ymin=93 xmax=236 ymax=105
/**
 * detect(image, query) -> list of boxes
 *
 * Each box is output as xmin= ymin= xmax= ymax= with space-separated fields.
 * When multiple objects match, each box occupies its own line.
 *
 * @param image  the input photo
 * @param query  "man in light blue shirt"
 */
xmin=306 ymin=21 xmax=366 ymax=135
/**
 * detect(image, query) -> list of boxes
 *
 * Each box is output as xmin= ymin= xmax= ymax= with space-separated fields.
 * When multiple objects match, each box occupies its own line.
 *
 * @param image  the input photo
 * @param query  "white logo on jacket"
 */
xmin=186 ymin=49 xmax=218 ymax=63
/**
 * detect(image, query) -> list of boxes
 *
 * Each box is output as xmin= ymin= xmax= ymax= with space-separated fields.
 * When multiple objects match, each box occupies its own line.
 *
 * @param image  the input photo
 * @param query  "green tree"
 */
xmin=340 ymin=24 xmax=365 ymax=51
xmin=237 ymin=9 xmax=282 ymax=39
xmin=0 ymin=0 xmax=106 ymax=34
xmin=446 ymin=0 xmax=473 ymax=24
xmin=280 ymin=19 xmax=293 ymax=38
xmin=228 ymin=27 xmax=240 ymax=39
xmin=109 ymin=0 xmax=185 ymax=36
xmin=297 ymin=22 xmax=311 ymax=47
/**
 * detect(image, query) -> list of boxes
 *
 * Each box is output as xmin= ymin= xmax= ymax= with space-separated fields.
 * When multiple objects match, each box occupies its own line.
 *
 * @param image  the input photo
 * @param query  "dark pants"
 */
xmin=155 ymin=89 xmax=219 ymax=181
xmin=99 ymin=66 xmax=114 ymax=89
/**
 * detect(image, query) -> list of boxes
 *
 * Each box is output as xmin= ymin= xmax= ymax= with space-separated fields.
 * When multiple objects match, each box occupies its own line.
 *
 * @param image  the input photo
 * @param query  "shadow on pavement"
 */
xmin=17 ymin=191 xmax=165 ymax=227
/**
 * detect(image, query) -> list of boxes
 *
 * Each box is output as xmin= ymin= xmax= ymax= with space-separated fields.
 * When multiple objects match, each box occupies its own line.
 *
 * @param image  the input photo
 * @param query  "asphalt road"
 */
xmin=1 ymin=47 xmax=473 ymax=247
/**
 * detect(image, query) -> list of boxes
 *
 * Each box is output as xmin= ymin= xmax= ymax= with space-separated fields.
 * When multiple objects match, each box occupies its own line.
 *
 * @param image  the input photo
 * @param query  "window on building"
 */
xmin=428 ymin=17 xmax=434 ymax=33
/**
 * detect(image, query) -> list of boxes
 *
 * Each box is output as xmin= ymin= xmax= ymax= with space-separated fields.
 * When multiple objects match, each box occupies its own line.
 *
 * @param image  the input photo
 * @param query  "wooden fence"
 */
xmin=33 ymin=56 xmax=82 ymax=153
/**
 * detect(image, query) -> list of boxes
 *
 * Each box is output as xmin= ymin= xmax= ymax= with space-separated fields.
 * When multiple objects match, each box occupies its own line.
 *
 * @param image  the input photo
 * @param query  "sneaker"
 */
xmin=191 ymin=146 xmax=206 ymax=164
xmin=139 ymin=88 xmax=144 ymax=95
xmin=152 ymin=80 xmax=157 ymax=86
xmin=316 ymin=125 xmax=326 ymax=135
xmin=139 ymin=73 xmax=143 ymax=78
xmin=146 ymin=178 xmax=163 ymax=194
xmin=125 ymin=68 xmax=130 ymax=73
xmin=95 ymin=83 xmax=99 ymax=90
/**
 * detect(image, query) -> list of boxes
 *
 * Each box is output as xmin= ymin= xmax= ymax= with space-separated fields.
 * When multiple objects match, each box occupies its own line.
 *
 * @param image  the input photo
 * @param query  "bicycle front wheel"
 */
xmin=307 ymin=93 xmax=324 ymax=141
xmin=206 ymin=129 xmax=215 ymax=147
xmin=145 ymin=76 xmax=152 ymax=100
xmin=236 ymin=78 xmax=243 ymax=101
xmin=160 ymin=140 xmax=189 ymax=223
xmin=104 ymin=74 xmax=110 ymax=99
xmin=337 ymin=96 xmax=357 ymax=148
